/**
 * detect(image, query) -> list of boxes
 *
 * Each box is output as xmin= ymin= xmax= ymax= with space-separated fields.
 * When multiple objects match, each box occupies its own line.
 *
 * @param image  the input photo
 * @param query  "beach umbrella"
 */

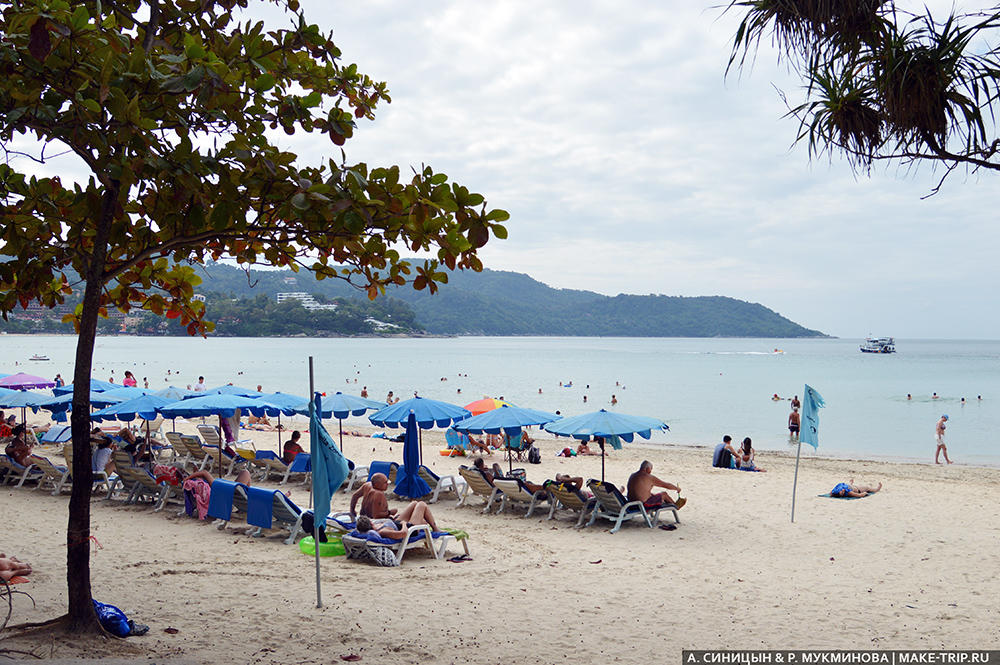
xmin=544 ymin=409 xmax=669 ymax=482
xmin=252 ymin=392 xmax=312 ymax=451
xmin=463 ymin=397 xmax=513 ymax=416
xmin=90 ymin=394 xmax=175 ymax=445
xmin=455 ymin=404 xmax=561 ymax=473
xmin=204 ymin=384 xmax=264 ymax=397
xmin=35 ymin=390 xmax=128 ymax=412
xmin=291 ymin=391 xmax=385 ymax=455
xmin=0 ymin=389 xmax=49 ymax=429
xmin=94 ymin=386 xmax=151 ymax=401
xmin=393 ymin=412 xmax=432 ymax=499
xmin=0 ymin=372 xmax=56 ymax=390
xmin=153 ymin=386 xmax=200 ymax=401
xmin=52 ymin=378 xmax=117 ymax=396
xmin=369 ymin=396 xmax=471 ymax=464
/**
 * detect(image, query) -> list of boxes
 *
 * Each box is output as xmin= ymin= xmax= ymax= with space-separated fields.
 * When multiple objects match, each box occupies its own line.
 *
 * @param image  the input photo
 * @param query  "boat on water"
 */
xmin=860 ymin=337 xmax=895 ymax=354
xmin=29 ymin=354 xmax=49 ymax=361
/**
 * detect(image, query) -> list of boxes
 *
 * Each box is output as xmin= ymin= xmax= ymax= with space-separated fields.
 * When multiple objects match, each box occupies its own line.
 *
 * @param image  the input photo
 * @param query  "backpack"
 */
xmin=527 ymin=445 xmax=541 ymax=464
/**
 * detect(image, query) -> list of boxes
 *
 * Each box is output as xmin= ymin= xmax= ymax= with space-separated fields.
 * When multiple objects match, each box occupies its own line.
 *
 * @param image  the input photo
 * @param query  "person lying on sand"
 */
xmin=349 ymin=473 xmax=397 ymax=520
xmin=626 ymin=460 xmax=686 ymax=510
xmin=355 ymin=500 xmax=439 ymax=539
xmin=831 ymin=481 xmax=882 ymax=498
xmin=0 ymin=553 xmax=32 ymax=581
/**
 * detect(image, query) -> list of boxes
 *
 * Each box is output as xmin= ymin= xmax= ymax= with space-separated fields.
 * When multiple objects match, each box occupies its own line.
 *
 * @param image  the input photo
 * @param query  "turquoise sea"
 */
xmin=4 ymin=335 xmax=998 ymax=466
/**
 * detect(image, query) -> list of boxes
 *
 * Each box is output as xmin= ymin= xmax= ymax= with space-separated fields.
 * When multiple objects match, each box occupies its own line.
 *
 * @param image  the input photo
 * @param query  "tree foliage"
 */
xmin=0 ymin=0 xmax=507 ymax=632
xmin=726 ymin=1 xmax=1000 ymax=178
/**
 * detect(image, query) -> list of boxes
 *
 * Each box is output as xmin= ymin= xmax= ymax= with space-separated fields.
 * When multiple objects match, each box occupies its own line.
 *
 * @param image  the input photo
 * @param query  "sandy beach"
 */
xmin=3 ymin=415 xmax=1000 ymax=663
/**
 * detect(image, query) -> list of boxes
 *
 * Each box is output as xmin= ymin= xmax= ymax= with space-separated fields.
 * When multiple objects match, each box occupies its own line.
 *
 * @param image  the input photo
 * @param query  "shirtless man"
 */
xmin=626 ymin=460 xmax=686 ymax=509
xmin=355 ymin=500 xmax=439 ymax=539
xmin=349 ymin=473 xmax=397 ymax=520
xmin=0 ymin=553 xmax=32 ymax=581
xmin=935 ymin=415 xmax=952 ymax=464
xmin=788 ymin=407 xmax=801 ymax=442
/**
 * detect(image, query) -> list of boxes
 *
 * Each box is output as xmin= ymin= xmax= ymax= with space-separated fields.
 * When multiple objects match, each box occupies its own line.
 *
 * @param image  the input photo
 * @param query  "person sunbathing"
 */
xmin=466 ymin=434 xmax=491 ymax=455
xmin=0 ymin=553 xmax=32 ymax=581
xmin=5 ymin=425 xmax=34 ymax=467
xmin=551 ymin=473 xmax=584 ymax=492
xmin=472 ymin=457 xmax=501 ymax=484
xmin=355 ymin=500 xmax=439 ymax=538
xmin=831 ymin=481 xmax=882 ymax=498
xmin=349 ymin=473 xmax=397 ymax=520
xmin=626 ymin=460 xmax=686 ymax=510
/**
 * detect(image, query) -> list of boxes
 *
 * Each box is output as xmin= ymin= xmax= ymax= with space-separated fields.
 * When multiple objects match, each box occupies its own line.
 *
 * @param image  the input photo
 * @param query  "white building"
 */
xmin=276 ymin=292 xmax=338 ymax=311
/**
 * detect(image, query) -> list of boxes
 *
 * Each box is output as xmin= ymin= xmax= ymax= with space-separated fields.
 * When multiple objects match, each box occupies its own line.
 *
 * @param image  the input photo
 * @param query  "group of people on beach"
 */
xmin=712 ymin=435 xmax=766 ymax=472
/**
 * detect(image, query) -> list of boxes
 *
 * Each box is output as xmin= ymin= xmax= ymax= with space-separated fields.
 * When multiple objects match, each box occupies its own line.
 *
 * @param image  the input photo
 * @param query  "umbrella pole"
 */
xmin=309 ymin=357 xmax=322 ymax=609
xmin=600 ymin=438 xmax=606 ymax=483
xmin=338 ymin=418 xmax=344 ymax=455
xmin=419 ymin=429 xmax=423 ymax=466
xmin=277 ymin=413 xmax=282 ymax=450
xmin=508 ymin=433 xmax=512 ymax=474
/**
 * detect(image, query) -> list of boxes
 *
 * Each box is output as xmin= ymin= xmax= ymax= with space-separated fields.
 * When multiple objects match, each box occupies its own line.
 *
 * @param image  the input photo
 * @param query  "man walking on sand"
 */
xmin=935 ymin=414 xmax=953 ymax=464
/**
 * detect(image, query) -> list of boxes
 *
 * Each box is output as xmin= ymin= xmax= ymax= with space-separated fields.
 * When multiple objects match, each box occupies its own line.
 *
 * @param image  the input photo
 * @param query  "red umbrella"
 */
xmin=463 ymin=397 xmax=513 ymax=416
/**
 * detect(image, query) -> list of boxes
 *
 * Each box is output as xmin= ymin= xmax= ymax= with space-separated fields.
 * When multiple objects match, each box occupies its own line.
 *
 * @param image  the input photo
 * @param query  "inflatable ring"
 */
xmin=440 ymin=448 xmax=465 ymax=457
xmin=298 ymin=535 xmax=345 ymax=557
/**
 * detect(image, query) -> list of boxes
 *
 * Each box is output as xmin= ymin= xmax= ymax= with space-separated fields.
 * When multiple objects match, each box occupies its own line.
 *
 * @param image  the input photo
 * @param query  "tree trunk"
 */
xmin=66 ymin=182 xmax=119 ymax=633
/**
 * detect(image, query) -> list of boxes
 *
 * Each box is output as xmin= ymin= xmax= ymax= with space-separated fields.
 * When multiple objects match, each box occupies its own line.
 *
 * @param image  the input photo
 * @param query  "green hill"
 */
xmin=196 ymin=263 xmax=826 ymax=337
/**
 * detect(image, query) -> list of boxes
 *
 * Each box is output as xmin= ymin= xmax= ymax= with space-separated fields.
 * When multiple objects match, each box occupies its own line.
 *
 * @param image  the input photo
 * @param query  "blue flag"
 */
xmin=800 ymin=384 xmax=825 ymax=449
xmin=310 ymin=394 xmax=350 ymax=524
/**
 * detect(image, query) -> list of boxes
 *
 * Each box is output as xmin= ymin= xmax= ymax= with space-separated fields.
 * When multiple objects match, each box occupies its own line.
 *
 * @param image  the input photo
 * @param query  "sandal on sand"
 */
xmin=659 ymin=524 xmax=677 ymax=531
xmin=128 ymin=621 xmax=150 ymax=636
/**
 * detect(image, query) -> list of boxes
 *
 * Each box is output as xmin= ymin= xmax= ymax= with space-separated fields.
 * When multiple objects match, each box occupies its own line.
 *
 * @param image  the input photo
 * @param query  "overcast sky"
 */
xmin=249 ymin=0 xmax=992 ymax=340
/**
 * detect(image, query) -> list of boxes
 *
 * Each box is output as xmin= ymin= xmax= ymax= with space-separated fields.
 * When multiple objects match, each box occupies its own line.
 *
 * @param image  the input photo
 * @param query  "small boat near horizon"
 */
xmin=29 ymin=354 xmax=49 ymax=361
xmin=860 ymin=337 xmax=895 ymax=354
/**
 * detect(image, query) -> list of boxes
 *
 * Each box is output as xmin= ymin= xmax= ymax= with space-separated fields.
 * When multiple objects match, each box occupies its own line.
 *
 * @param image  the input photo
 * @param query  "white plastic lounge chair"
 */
xmin=456 ymin=466 xmax=501 ymax=513
xmin=341 ymin=524 xmax=468 ymax=565
xmin=416 ymin=465 xmax=467 ymax=504
xmin=585 ymin=479 xmax=679 ymax=533
xmin=492 ymin=478 xmax=549 ymax=517
xmin=164 ymin=432 xmax=190 ymax=467
xmin=546 ymin=482 xmax=597 ymax=527
xmin=0 ymin=454 xmax=42 ymax=488
xmin=61 ymin=443 xmax=111 ymax=495
xmin=27 ymin=454 xmax=70 ymax=496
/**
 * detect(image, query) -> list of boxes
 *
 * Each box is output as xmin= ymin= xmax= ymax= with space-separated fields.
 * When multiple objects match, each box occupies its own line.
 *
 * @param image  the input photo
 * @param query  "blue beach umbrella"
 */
xmin=52 ymin=378 xmax=117 ymax=396
xmin=455 ymin=404 xmax=562 ymax=472
xmin=94 ymin=386 xmax=151 ymax=402
xmin=159 ymin=393 xmax=266 ymax=419
xmin=393 ymin=413 xmax=431 ymax=499
xmin=0 ymin=389 xmax=49 ymax=427
xmin=292 ymin=391 xmax=386 ymax=454
xmin=251 ymin=392 xmax=312 ymax=451
xmin=369 ymin=396 xmax=471 ymax=465
xmin=153 ymin=386 xmax=200 ymax=401
xmin=90 ymin=394 xmax=175 ymax=444
xmin=544 ymin=409 xmax=669 ymax=481
xmin=204 ymin=385 xmax=264 ymax=397
xmin=35 ymin=390 xmax=127 ymax=413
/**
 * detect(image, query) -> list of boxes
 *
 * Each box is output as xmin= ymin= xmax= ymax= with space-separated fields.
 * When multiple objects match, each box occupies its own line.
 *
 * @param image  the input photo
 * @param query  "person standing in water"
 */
xmin=935 ymin=415 xmax=952 ymax=464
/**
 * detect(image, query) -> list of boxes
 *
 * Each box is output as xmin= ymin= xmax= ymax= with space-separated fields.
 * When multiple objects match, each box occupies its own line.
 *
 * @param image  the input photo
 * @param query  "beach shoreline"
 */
xmin=3 ymin=419 xmax=999 ymax=662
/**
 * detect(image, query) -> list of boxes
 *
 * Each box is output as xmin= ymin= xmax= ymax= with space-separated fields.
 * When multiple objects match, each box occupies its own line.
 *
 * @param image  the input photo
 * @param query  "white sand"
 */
xmin=3 ymin=416 xmax=1000 ymax=662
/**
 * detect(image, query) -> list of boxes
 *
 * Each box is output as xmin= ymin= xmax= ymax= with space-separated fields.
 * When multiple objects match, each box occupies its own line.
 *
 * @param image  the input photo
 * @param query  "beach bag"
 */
xmin=509 ymin=468 xmax=526 ymax=480
xmin=92 ymin=600 xmax=132 ymax=638
xmin=528 ymin=446 xmax=541 ymax=464
xmin=367 ymin=544 xmax=399 ymax=567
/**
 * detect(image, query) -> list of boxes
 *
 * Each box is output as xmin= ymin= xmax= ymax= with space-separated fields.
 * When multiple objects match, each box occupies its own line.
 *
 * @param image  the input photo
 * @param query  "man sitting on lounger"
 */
xmin=349 ymin=473 xmax=398 ymax=520
xmin=626 ymin=460 xmax=686 ymax=510
xmin=355 ymin=499 xmax=439 ymax=539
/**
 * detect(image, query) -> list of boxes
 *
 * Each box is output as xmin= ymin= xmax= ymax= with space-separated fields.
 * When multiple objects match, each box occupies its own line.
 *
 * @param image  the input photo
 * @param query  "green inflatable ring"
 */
xmin=298 ymin=535 xmax=345 ymax=557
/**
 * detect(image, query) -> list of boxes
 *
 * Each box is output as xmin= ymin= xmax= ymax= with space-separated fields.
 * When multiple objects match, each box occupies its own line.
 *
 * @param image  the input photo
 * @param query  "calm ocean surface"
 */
xmin=4 ymin=335 xmax=998 ymax=466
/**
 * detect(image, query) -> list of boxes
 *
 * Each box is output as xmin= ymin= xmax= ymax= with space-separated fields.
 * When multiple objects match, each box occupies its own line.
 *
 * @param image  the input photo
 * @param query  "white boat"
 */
xmin=29 ymin=354 xmax=49 ymax=361
xmin=860 ymin=337 xmax=895 ymax=354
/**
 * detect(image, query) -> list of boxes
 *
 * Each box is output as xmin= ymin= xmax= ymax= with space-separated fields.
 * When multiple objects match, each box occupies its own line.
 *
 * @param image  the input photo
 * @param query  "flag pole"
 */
xmin=309 ymin=356 xmax=322 ymax=609
xmin=791 ymin=439 xmax=802 ymax=523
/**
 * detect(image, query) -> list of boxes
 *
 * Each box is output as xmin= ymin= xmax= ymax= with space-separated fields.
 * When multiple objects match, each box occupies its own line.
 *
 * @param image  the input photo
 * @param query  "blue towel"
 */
xmin=207 ymin=479 xmax=239 ymax=521
xmin=347 ymin=529 xmax=446 ymax=545
xmin=255 ymin=450 xmax=280 ymax=462
xmin=247 ymin=487 xmax=276 ymax=528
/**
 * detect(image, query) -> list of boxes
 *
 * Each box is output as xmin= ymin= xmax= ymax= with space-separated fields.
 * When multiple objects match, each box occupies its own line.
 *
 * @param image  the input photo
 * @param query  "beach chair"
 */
xmin=546 ymin=482 xmax=597 ymax=527
xmin=164 ymin=432 xmax=190 ymax=467
xmin=27 ymin=454 xmax=70 ymax=496
xmin=366 ymin=461 xmax=399 ymax=485
xmin=505 ymin=432 xmax=530 ymax=462
xmin=585 ymin=479 xmax=679 ymax=533
xmin=342 ymin=459 xmax=369 ymax=493
xmin=253 ymin=450 xmax=291 ymax=482
xmin=492 ymin=477 xmax=550 ymax=517
xmin=0 ymin=454 xmax=42 ymax=488
xmin=416 ymin=465 xmax=466 ymax=503
xmin=243 ymin=486 xmax=308 ymax=544
xmin=61 ymin=443 xmax=112 ymax=495
xmin=279 ymin=452 xmax=311 ymax=485
xmin=341 ymin=524 xmax=467 ymax=565
xmin=445 ymin=428 xmax=468 ymax=452
xmin=177 ymin=434 xmax=214 ymax=471
xmin=456 ymin=466 xmax=501 ymax=513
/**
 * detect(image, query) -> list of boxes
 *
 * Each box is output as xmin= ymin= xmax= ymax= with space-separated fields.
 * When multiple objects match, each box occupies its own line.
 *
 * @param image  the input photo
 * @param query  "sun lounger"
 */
xmin=585 ymin=479 xmax=679 ymax=533
xmin=505 ymin=432 xmax=530 ymax=462
xmin=366 ymin=461 xmax=399 ymax=484
xmin=164 ymin=432 xmax=189 ymax=467
xmin=492 ymin=477 xmax=550 ymax=517
xmin=415 ymin=465 xmax=466 ymax=503
xmin=26 ymin=454 xmax=70 ymax=496
xmin=456 ymin=466 xmax=501 ymax=513
xmin=62 ymin=443 xmax=111 ymax=495
xmin=0 ymin=454 xmax=42 ymax=488
xmin=244 ymin=486 xmax=307 ymax=544
xmin=279 ymin=452 xmax=311 ymax=485
xmin=342 ymin=459 xmax=369 ymax=493
xmin=341 ymin=524 xmax=468 ymax=565
xmin=546 ymin=482 xmax=597 ymax=527
xmin=253 ymin=450 xmax=291 ymax=482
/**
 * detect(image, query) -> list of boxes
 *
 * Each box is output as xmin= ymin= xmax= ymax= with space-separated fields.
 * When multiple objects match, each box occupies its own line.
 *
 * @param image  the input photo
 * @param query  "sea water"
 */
xmin=4 ymin=335 xmax=998 ymax=466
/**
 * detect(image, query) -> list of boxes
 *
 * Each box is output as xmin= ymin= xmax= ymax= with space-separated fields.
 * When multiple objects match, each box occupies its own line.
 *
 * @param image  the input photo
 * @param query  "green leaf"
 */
xmin=253 ymin=73 xmax=276 ymax=92
xmin=291 ymin=192 xmax=309 ymax=210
